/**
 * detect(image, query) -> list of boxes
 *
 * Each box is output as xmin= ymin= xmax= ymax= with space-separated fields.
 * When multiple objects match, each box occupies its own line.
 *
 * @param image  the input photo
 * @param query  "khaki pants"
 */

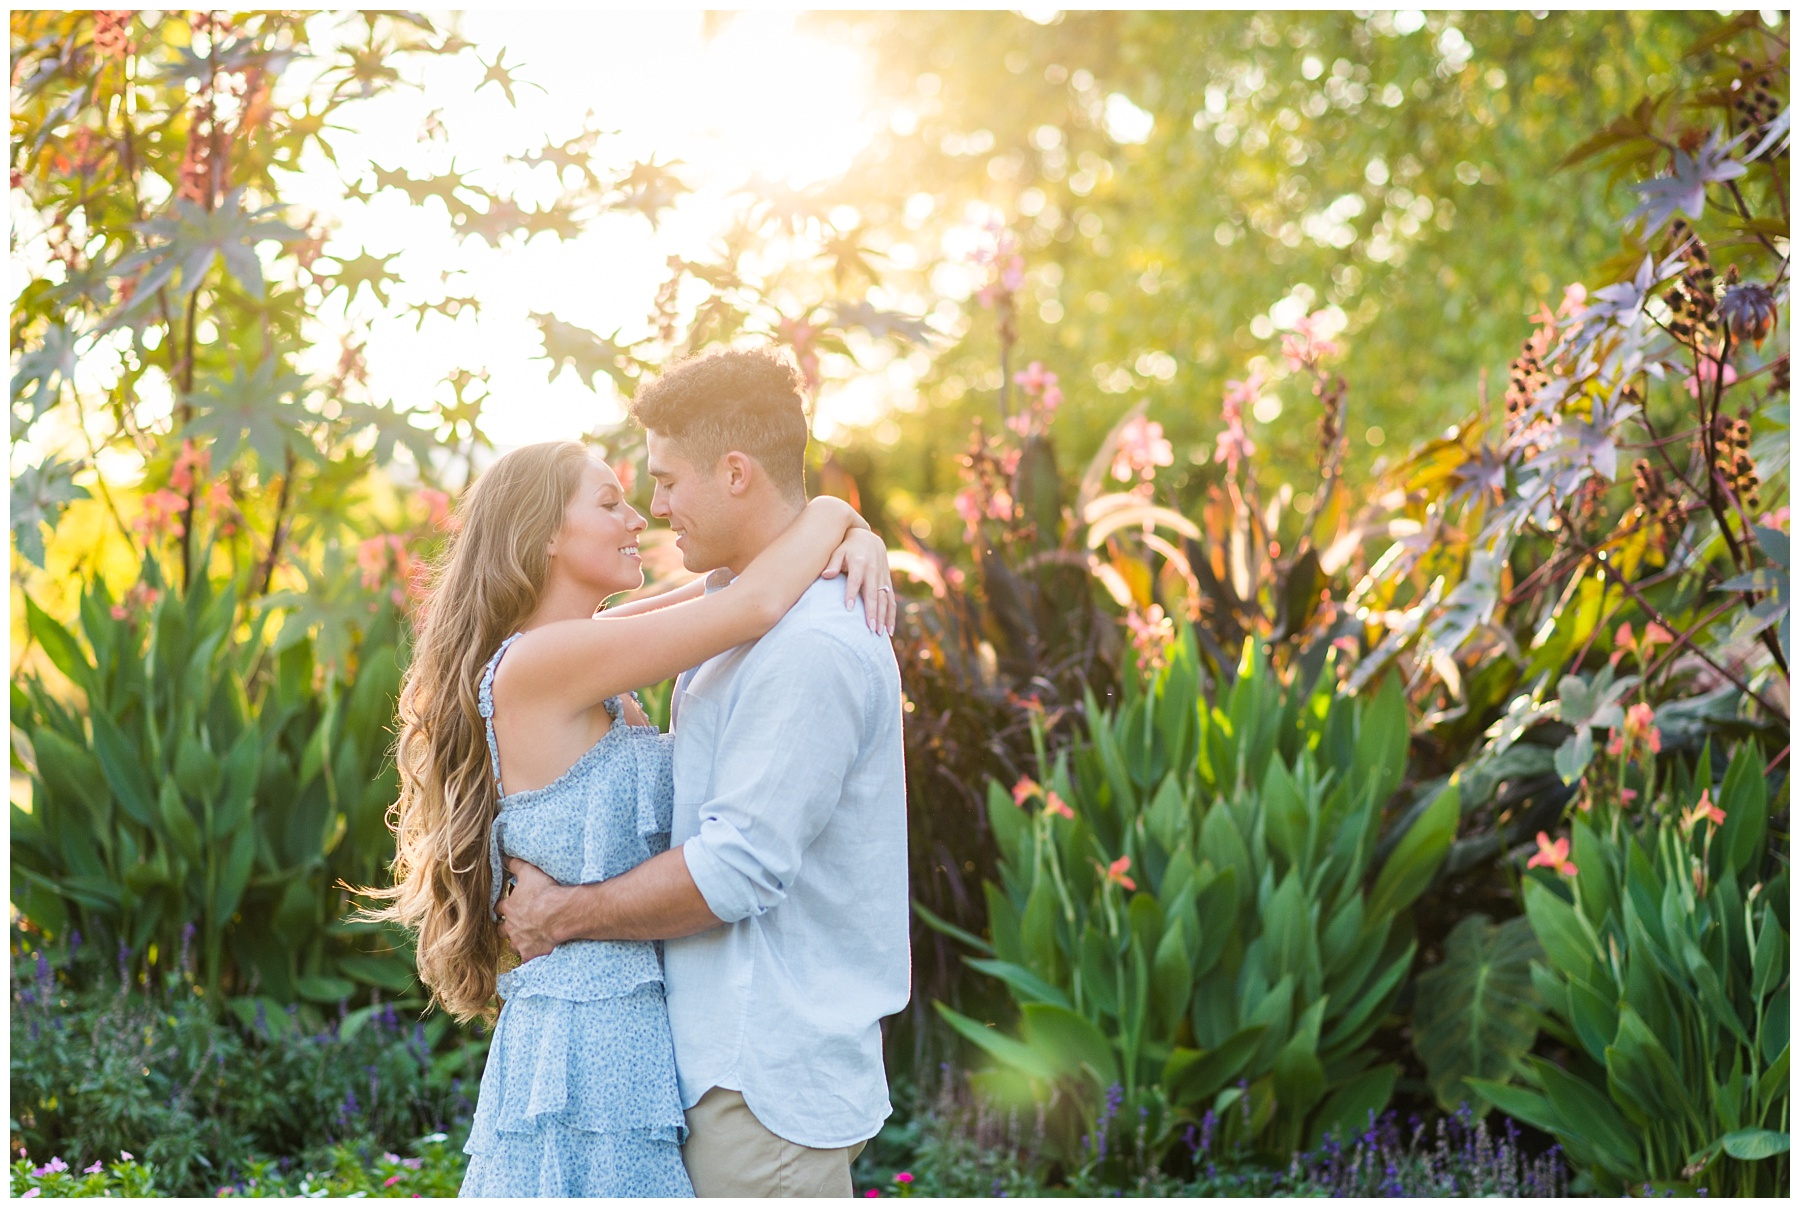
xmin=683 ymin=1087 xmax=868 ymax=1197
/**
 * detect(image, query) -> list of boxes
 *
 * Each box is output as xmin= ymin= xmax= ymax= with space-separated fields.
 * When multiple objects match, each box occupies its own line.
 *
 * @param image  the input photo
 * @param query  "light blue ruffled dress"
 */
xmin=459 ymin=633 xmax=695 ymax=1198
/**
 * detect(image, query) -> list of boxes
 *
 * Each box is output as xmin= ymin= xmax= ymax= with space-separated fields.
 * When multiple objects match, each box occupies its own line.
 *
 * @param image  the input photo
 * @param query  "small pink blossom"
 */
xmin=120 ymin=1152 xmax=133 ymax=1162
xmin=895 ymin=1172 xmax=915 ymax=1184
xmin=1558 ymin=282 xmax=1588 ymax=319
xmin=1684 ymin=355 xmax=1739 ymax=399
xmin=953 ymin=488 xmax=984 ymax=540
xmin=1619 ymin=788 xmax=1639 ymax=805
xmin=1014 ymin=362 xmax=1057 ymax=396
xmin=1044 ymin=791 xmax=1075 ymax=820
xmin=1527 ymin=832 xmax=1578 ymax=878
xmin=985 ymin=488 xmax=1015 ymax=522
xmin=865 ymin=1190 xmax=882 ymax=1198
xmin=1281 ymin=312 xmax=1342 ymax=370
xmin=1126 ymin=604 xmax=1175 ymax=670
xmin=22 ymin=1189 xmax=40 ymax=1199
xmin=1103 ymin=854 xmax=1137 ymax=891
xmin=85 ymin=1160 xmax=104 ymax=1174
xmin=1112 ymin=415 xmax=1174 ymax=483
xmin=1759 ymin=505 xmax=1789 ymax=530
xmin=133 ymin=488 xmax=189 ymax=541
xmin=417 ymin=487 xmax=453 ymax=529
xmin=1011 ymin=776 xmax=1041 ymax=807
xmin=170 ymin=439 xmax=210 ymax=494
xmin=384 ymin=1174 xmax=405 ymax=1187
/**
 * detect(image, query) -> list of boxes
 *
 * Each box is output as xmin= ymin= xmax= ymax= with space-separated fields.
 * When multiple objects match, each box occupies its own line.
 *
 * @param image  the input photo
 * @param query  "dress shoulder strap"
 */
xmin=477 ymin=633 xmax=525 ymax=797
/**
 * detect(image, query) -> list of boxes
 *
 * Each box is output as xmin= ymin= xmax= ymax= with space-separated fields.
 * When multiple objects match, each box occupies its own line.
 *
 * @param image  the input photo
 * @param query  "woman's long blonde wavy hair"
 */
xmin=365 ymin=440 xmax=592 ymax=1022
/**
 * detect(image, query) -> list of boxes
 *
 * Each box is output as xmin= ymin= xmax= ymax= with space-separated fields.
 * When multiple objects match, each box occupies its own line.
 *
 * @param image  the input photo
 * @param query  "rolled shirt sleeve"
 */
xmin=679 ymin=628 xmax=871 ymax=924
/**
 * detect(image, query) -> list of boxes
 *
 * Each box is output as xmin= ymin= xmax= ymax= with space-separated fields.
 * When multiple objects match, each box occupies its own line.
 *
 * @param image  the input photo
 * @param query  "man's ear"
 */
xmin=720 ymin=450 xmax=757 ymax=496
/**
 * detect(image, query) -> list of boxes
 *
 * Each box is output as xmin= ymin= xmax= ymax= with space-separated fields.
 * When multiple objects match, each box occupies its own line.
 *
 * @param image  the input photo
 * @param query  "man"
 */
xmin=496 ymin=347 xmax=910 ymax=1197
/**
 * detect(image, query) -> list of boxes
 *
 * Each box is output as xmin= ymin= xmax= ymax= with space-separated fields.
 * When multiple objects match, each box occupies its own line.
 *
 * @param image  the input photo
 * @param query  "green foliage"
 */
xmin=10 ymin=937 xmax=480 ymax=1199
xmin=9 ymin=1136 xmax=469 ymax=1199
xmin=1410 ymin=914 xmax=1542 ymax=1112
xmin=11 ymin=560 xmax=413 ymax=1003
xmin=1466 ymin=745 xmax=1790 ymax=1196
xmin=929 ymin=634 xmax=1457 ymax=1162
xmin=816 ymin=10 xmax=1728 ymax=500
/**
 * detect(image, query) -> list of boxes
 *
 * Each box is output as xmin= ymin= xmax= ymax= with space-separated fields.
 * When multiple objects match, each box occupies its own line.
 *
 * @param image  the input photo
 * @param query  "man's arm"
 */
xmin=498 ymin=848 xmax=720 ymax=960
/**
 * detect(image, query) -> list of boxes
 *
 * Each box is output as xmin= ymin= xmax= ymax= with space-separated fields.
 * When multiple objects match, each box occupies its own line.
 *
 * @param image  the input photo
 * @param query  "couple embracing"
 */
xmin=371 ymin=349 xmax=910 ymax=1197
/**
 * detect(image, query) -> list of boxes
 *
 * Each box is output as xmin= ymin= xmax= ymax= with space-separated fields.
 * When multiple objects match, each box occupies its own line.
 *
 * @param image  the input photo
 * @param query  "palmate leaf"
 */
xmin=11 ymin=455 xmax=91 ymax=567
xmin=11 ymin=321 xmax=79 ymax=438
xmin=337 ymin=399 xmax=438 ymax=468
xmin=530 ymin=311 xmax=644 ymax=394
xmin=826 ymin=300 xmax=937 ymax=346
xmin=1412 ymin=914 xmax=1543 ymax=1112
xmin=1624 ymin=128 xmax=1748 ymax=235
xmin=115 ymin=190 xmax=304 ymax=314
xmin=321 ymin=248 xmax=402 ymax=309
xmin=183 ymin=360 xmax=314 ymax=470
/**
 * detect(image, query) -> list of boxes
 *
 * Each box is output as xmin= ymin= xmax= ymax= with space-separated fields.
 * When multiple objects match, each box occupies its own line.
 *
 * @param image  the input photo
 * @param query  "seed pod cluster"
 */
xmin=1714 ymin=412 xmax=1762 ymax=511
xmin=1663 ymin=221 xmax=1718 ymax=347
xmin=1720 ymin=279 xmax=1779 ymax=346
xmin=1633 ymin=457 xmax=1688 ymax=549
xmin=1735 ymin=60 xmax=1784 ymax=137
xmin=1504 ymin=326 xmax=1553 ymax=424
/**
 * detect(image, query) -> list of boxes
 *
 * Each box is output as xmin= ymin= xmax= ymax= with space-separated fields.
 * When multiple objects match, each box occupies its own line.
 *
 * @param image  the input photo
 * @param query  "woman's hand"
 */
xmin=821 ymin=527 xmax=896 ymax=636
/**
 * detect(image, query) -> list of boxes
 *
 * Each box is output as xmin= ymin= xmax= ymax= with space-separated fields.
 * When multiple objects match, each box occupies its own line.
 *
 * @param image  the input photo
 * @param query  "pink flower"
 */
xmin=1111 ymin=415 xmax=1175 ymax=483
xmin=119 ymin=1153 xmax=133 ymax=1162
xmin=1527 ymin=832 xmax=1578 ymax=878
xmin=22 ymin=1189 xmax=40 ymax=1199
xmin=1214 ymin=377 xmax=1260 ymax=471
xmin=1619 ymin=788 xmax=1639 ymax=805
xmin=1103 ymin=854 xmax=1137 ymax=890
xmin=417 ymin=487 xmax=453 ymax=529
xmin=84 ymin=1160 xmax=104 ymax=1174
xmin=1558 ymin=283 xmax=1588 ymax=319
xmin=1044 ymin=791 xmax=1075 ymax=820
xmin=41 ymin=1157 xmax=67 ymax=1175
xmin=1684 ymin=355 xmax=1739 ymax=398
xmin=133 ymin=488 xmax=189 ymax=541
xmin=1126 ymin=604 xmax=1175 ymax=670
xmin=1624 ymin=702 xmax=1661 ymax=754
xmin=1014 ymin=362 xmax=1058 ymax=396
xmin=170 ymin=439 xmax=210 ymax=494
xmin=384 ymin=1174 xmax=405 ymax=1187
xmin=895 ymin=1172 xmax=915 ymax=1184
xmin=1011 ymin=776 xmax=1041 ymax=807
xmin=985 ymin=488 xmax=1015 ymax=522
xmin=865 ymin=1190 xmax=882 ymax=1198
xmin=1281 ymin=313 xmax=1342 ymax=370
xmin=953 ymin=488 xmax=984 ymax=541
xmin=357 ymin=535 xmax=392 ymax=590
xmin=1759 ymin=505 xmax=1789 ymax=530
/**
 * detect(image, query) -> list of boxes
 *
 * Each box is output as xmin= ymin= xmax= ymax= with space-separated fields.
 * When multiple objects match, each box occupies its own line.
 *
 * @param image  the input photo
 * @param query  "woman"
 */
xmin=368 ymin=440 xmax=894 ymax=1197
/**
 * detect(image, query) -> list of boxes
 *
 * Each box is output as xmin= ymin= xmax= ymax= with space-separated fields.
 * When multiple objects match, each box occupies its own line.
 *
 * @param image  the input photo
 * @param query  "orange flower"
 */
xmin=1103 ymin=855 xmax=1136 ymax=891
xmin=1682 ymin=789 xmax=1726 ymax=833
xmin=1044 ymin=790 xmax=1075 ymax=821
xmin=1526 ymin=832 xmax=1578 ymax=878
xmin=1011 ymin=776 xmax=1041 ymax=808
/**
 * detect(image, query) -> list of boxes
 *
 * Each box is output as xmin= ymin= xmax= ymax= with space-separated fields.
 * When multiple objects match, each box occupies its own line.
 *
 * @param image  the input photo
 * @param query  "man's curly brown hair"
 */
xmin=629 ymin=347 xmax=809 ymax=500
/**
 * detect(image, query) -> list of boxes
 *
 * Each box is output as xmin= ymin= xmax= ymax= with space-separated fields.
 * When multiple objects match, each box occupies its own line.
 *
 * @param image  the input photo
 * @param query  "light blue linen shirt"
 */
xmin=664 ymin=577 xmax=911 ymax=1149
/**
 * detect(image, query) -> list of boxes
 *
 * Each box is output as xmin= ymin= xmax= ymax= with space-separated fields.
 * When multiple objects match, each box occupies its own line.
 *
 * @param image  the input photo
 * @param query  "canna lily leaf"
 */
xmin=1163 ymin=1026 xmax=1267 ymax=1107
xmin=1021 ymin=1002 xmax=1120 ymax=1089
xmin=1721 ymin=1128 xmax=1790 ymax=1161
xmin=1367 ymin=784 xmax=1458 ymax=920
xmin=967 ymin=957 xmax=1071 ymax=1009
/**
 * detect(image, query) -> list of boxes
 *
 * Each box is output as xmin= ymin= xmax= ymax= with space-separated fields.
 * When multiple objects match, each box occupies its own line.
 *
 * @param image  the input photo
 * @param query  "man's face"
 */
xmin=645 ymin=430 xmax=736 ymax=573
